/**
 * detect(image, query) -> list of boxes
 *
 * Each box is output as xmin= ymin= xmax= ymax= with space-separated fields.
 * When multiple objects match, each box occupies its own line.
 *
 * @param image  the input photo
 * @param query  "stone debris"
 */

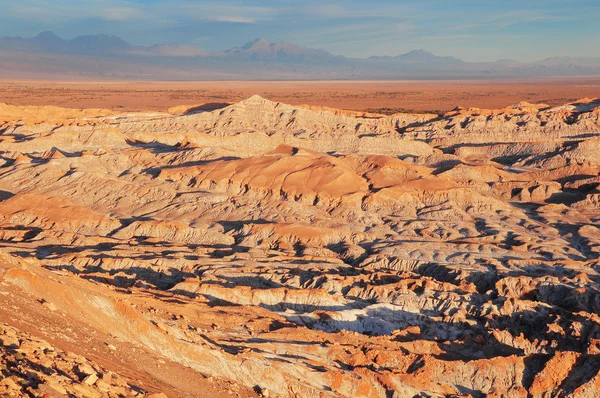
xmin=0 ymin=324 xmax=151 ymax=397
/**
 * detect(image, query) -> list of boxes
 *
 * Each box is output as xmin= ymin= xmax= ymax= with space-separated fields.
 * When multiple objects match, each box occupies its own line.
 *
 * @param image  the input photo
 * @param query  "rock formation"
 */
xmin=1 ymin=95 xmax=600 ymax=397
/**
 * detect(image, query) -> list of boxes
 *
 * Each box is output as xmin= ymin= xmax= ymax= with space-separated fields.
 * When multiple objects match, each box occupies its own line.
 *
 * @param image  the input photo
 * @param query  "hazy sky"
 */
xmin=0 ymin=0 xmax=598 ymax=61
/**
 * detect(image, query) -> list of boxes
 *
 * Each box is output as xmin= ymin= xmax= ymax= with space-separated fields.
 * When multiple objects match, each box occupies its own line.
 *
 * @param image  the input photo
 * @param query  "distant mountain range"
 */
xmin=1 ymin=32 xmax=600 ymax=80
xmin=369 ymin=49 xmax=464 ymax=64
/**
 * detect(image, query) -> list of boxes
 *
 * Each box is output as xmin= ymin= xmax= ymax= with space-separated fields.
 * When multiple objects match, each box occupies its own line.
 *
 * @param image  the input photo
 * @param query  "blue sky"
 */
xmin=0 ymin=0 xmax=598 ymax=61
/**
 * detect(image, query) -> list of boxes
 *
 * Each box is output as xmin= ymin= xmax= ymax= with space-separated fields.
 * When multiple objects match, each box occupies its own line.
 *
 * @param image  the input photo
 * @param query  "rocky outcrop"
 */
xmin=0 ymin=96 xmax=599 ymax=397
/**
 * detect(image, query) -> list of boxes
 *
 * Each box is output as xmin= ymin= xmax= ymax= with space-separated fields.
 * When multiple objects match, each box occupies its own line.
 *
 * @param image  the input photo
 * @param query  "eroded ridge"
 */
xmin=1 ymin=96 xmax=600 ymax=397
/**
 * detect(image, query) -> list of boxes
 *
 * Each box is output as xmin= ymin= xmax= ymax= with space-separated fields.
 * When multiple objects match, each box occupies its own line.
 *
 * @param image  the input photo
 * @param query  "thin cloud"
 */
xmin=8 ymin=1 xmax=145 ymax=22
xmin=11 ymin=5 xmax=55 ymax=19
xmin=178 ymin=3 xmax=277 ymax=23
xmin=103 ymin=7 xmax=144 ymax=21
xmin=212 ymin=16 xmax=257 ymax=23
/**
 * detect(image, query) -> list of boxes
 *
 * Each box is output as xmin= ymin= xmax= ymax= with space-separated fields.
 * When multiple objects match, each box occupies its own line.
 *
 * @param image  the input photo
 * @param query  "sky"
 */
xmin=0 ymin=0 xmax=598 ymax=62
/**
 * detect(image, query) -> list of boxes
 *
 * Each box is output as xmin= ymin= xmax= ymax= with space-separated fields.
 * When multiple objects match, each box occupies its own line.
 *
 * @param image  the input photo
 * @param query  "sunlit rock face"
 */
xmin=1 ymin=96 xmax=600 ymax=397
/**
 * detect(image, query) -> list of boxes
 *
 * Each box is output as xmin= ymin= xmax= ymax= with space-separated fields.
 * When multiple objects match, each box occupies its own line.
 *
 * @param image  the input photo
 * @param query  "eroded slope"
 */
xmin=1 ymin=96 xmax=600 ymax=397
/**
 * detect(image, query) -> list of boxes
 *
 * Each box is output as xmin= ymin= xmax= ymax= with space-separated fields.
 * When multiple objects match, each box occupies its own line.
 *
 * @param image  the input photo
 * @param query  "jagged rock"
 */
xmin=1 ymin=96 xmax=599 ymax=398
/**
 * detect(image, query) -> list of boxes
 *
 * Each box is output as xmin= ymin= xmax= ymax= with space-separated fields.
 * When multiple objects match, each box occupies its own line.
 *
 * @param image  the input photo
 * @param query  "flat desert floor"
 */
xmin=2 ymin=77 xmax=600 ymax=113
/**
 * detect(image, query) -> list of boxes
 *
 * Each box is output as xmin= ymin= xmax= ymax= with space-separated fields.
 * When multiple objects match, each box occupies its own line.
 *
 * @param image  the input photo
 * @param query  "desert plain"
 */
xmin=3 ymin=77 xmax=600 ymax=113
xmin=0 ymin=79 xmax=600 ymax=397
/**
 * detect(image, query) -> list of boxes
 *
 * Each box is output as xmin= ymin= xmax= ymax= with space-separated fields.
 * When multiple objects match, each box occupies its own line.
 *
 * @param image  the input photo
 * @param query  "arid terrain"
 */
xmin=3 ymin=78 xmax=600 ymax=114
xmin=1 ymin=90 xmax=600 ymax=397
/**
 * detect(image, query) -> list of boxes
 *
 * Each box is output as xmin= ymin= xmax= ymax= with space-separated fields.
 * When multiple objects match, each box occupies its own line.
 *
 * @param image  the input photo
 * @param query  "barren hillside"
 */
xmin=1 ymin=95 xmax=600 ymax=397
